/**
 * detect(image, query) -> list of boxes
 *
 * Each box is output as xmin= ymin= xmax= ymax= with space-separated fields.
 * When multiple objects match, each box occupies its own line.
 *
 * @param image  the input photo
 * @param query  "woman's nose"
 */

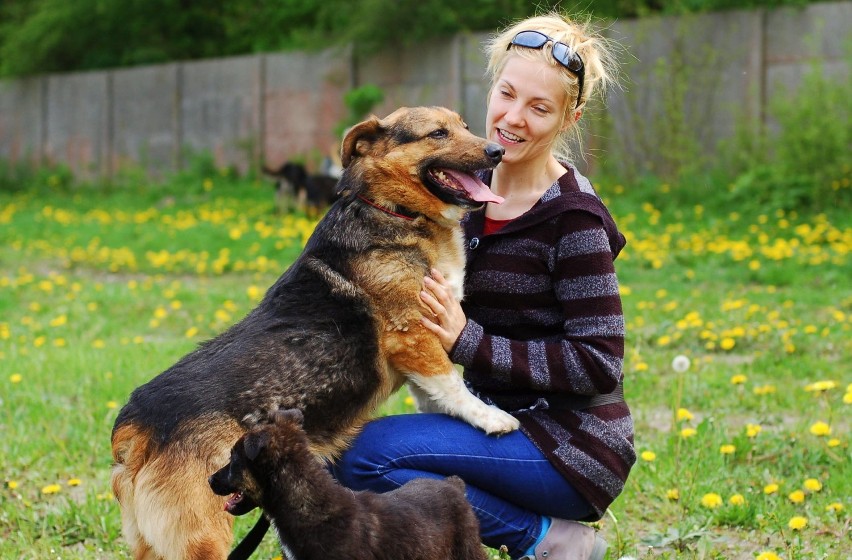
xmin=503 ymin=102 xmax=525 ymax=127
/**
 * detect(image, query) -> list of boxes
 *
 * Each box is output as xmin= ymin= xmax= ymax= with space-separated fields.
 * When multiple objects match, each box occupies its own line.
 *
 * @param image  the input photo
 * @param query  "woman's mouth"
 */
xmin=497 ymin=128 xmax=524 ymax=144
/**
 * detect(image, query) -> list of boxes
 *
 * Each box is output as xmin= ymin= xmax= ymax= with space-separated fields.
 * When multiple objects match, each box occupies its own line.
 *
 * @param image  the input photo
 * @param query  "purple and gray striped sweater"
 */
xmin=451 ymin=164 xmax=635 ymax=519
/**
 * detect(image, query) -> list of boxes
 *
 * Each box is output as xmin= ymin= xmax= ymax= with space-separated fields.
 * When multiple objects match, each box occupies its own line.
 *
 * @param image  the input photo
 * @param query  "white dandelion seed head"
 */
xmin=671 ymin=355 xmax=691 ymax=373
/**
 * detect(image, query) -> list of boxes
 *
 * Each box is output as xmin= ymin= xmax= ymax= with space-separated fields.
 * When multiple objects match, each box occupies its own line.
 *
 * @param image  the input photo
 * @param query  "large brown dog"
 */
xmin=111 ymin=106 xmax=518 ymax=559
xmin=209 ymin=409 xmax=488 ymax=560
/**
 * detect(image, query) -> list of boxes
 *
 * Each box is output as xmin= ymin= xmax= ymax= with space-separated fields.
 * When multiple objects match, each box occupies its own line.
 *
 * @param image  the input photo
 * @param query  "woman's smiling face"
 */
xmin=485 ymin=54 xmax=568 ymax=166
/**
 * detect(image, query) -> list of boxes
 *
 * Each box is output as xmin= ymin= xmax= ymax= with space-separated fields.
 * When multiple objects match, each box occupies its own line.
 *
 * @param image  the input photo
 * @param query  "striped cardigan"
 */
xmin=451 ymin=164 xmax=635 ymax=520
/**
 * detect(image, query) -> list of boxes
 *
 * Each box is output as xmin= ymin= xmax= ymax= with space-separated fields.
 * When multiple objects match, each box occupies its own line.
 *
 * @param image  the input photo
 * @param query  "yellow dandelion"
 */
xmin=666 ymin=488 xmax=680 ymax=501
xmin=680 ymin=427 xmax=697 ymax=438
xmin=67 ymin=478 xmax=81 ymax=487
xmin=809 ymin=421 xmax=831 ymax=437
xmin=170 ymin=300 xmax=182 ymax=310
xmin=826 ymin=502 xmax=844 ymax=513
xmin=185 ymin=326 xmax=199 ymax=338
xmin=753 ymin=384 xmax=776 ymax=395
xmin=657 ymin=335 xmax=671 ymax=346
xmin=843 ymin=392 xmax=852 ymax=404
xmin=719 ymin=444 xmax=736 ymax=455
xmin=640 ymin=451 xmax=656 ymax=462
xmin=803 ymin=478 xmax=822 ymax=492
xmin=804 ymin=380 xmax=837 ymax=393
xmin=404 ymin=396 xmax=414 ymax=407
xmin=700 ymin=493 xmax=723 ymax=509
xmin=633 ymin=362 xmax=648 ymax=372
xmin=154 ymin=307 xmax=168 ymax=319
xmin=720 ymin=338 xmax=736 ymax=351
xmin=10 ymin=373 xmax=22 ymax=383
xmin=787 ymin=516 xmax=807 ymax=530
xmin=92 ymin=339 xmax=106 ymax=348
xmin=53 ymin=338 xmax=66 ymax=347
xmin=788 ymin=490 xmax=805 ymax=504
xmin=755 ymin=553 xmax=781 ymax=560
xmin=7 ymin=480 xmax=18 ymax=489
xmin=729 ymin=494 xmax=745 ymax=506
xmin=764 ymin=483 xmax=779 ymax=495
xmin=41 ymin=484 xmax=62 ymax=495
xmin=107 ymin=401 xmax=118 ymax=409
xmin=49 ymin=314 xmax=67 ymax=327
xmin=730 ymin=374 xmax=747 ymax=385
xmin=746 ymin=424 xmax=762 ymax=438
xmin=827 ymin=438 xmax=840 ymax=448
xmin=676 ymin=407 xmax=693 ymax=421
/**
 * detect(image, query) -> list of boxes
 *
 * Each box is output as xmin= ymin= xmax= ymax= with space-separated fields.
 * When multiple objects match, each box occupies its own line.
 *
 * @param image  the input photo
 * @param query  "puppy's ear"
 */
xmin=341 ymin=116 xmax=383 ymax=168
xmin=272 ymin=408 xmax=304 ymax=426
xmin=243 ymin=431 xmax=271 ymax=461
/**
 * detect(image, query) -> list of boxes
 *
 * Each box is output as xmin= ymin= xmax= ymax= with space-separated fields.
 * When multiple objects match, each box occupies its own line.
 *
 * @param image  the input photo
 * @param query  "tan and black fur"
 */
xmin=111 ymin=106 xmax=518 ymax=560
xmin=209 ymin=409 xmax=488 ymax=560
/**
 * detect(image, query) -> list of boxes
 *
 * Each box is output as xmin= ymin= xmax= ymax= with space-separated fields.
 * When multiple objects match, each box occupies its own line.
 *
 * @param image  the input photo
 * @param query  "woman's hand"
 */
xmin=420 ymin=268 xmax=466 ymax=353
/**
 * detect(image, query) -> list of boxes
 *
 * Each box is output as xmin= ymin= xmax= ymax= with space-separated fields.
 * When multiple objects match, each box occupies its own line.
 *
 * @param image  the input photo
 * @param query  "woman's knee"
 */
xmin=333 ymin=415 xmax=409 ymax=490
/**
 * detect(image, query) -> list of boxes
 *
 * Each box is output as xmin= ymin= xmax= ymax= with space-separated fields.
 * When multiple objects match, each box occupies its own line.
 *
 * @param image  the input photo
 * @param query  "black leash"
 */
xmin=228 ymin=513 xmax=270 ymax=560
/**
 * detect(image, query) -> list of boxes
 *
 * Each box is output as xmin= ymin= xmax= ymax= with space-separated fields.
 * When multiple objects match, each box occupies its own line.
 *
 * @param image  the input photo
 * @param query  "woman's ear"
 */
xmin=568 ymin=108 xmax=583 ymax=127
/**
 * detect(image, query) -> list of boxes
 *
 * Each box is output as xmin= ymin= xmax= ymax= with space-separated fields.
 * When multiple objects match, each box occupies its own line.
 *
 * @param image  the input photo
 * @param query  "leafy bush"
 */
xmin=724 ymin=62 xmax=851 ymax=211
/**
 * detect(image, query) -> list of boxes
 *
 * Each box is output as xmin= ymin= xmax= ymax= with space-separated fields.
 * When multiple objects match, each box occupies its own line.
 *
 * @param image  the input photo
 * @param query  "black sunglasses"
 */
xmin=508 ymin=30 xmax=585 ymax=109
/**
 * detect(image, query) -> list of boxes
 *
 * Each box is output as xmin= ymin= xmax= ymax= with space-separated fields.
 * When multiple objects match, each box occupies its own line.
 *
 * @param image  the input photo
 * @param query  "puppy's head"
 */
xmin=208 ymin=408 xmax=305 ymax=516
xmin=340 ymin=106 xmax=504 ymax=220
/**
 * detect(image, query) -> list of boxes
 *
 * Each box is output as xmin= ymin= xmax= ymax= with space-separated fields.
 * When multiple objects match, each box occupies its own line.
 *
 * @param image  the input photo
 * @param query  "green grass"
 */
xmin=1 ymin=171 xmax=849 ymax=559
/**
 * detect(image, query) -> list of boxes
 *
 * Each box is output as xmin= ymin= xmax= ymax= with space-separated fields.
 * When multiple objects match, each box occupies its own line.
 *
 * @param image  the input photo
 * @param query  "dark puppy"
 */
xmin=263 ymin=161 xmax=338 ymax=216
xmin=210 ymin=409 xmax=487 ymax=560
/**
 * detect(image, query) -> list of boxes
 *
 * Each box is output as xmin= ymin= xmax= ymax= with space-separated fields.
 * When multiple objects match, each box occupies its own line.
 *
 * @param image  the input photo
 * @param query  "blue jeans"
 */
xmin=332 ymin=413 xmax=594 ymax=558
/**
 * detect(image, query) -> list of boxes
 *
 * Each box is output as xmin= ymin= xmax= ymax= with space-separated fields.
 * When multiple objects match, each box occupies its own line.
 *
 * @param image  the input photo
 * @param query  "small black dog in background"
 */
xmin=209 ymin=409 xmax=488 ymax=560
xmin=262 ymin=162 xmax=339 ymax=216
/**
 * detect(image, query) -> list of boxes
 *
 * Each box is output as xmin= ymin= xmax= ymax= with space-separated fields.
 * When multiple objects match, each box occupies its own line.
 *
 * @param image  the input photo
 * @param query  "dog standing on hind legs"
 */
xmin=210 ymin=409 xmax=488 ymax=560
xmin=111 ymin=106 xmax=517 ymax=560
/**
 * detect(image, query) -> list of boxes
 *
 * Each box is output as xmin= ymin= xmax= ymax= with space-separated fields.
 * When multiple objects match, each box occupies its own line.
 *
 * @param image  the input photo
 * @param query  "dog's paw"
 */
xmin=477 ymin=407 xmax=520 ymax=435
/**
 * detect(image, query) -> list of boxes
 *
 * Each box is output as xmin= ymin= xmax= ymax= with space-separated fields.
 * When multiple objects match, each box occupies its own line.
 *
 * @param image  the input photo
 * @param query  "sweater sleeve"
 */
xmin=450 ymin=211 xmax=625 ymax=396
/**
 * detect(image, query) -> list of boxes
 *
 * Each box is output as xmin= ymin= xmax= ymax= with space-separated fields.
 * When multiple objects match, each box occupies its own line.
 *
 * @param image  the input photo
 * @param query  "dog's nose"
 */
xmin=484 ymin=143 xmax=504 ymax=164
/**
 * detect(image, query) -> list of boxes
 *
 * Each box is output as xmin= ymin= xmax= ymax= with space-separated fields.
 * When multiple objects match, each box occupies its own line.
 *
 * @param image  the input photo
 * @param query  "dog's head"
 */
xmin=340 ymin=106 xmax=504 ymax=221
xmin=208 ymin=408 xmax=306 ymax=516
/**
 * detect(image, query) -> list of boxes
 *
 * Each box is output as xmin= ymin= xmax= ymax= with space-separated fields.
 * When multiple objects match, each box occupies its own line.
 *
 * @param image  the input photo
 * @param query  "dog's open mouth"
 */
xmin=223 ymin=490 xmax=257 ymax=516
xmin=426 ymin=168 xmax=504 ymax=205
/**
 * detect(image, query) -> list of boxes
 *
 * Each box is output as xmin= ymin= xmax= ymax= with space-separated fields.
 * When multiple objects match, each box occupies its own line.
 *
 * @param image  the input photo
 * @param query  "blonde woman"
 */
xmin=335 ymin=13 xmax=634 ymax=560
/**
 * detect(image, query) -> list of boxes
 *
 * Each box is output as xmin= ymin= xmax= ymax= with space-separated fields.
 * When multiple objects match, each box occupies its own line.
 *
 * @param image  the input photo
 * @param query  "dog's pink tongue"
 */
xmin=443 ymin=169 xmax=504 ymax=204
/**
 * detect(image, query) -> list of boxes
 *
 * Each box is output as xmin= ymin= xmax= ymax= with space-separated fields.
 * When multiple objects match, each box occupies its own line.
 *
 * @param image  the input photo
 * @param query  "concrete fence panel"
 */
xmin=264 ymin=48 xmax=350 ymax=170
xmin=45 ymin=71 xmax=110 ymax=178
xmin=180 ymin=55 xmax=263 ymax=174
xmin=111 ymin=64 xmax=180 ymax=175
xmin=0 ymin=77 xmax=44 ymax=166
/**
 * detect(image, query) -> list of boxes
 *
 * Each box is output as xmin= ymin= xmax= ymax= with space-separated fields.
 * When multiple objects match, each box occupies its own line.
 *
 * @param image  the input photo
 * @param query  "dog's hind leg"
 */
xmin=133 ymin=452 xmax=236 ymax=560
xmin=407 ymin=371 xmax=519 ymax=435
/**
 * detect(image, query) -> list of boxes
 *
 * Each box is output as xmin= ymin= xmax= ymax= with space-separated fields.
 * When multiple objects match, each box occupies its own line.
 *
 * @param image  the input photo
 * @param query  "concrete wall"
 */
xmin=0 ymin=2 xmax=848 ymax=180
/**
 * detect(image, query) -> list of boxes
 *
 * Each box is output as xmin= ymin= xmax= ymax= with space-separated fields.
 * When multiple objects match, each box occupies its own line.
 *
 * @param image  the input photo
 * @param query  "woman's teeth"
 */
xmin=499 ymin=129 xmax=523 ymax=143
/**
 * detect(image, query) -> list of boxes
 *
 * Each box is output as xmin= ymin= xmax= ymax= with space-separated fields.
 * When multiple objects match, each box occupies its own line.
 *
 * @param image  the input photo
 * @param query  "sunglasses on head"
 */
xmin=508 ymin=30 xmax=585 ymax=109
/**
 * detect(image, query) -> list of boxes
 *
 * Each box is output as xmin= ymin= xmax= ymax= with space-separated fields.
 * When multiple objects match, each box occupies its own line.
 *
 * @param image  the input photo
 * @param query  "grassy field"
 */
xmin=1 ymin=170 xmax=849 ymax=559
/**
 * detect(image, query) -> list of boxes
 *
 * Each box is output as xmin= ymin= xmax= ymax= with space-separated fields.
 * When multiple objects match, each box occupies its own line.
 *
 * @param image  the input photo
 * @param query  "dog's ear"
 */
xmin=272 ymin=408 xmax=304 ymax=427
xmin=341 ymin=116 xmax=383 ymax=168
xmin=243 ymin=431 xmax=271 ymax=461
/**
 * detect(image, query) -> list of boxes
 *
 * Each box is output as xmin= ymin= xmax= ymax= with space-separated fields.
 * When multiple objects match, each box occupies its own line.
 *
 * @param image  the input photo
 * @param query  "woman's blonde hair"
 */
xmin=484 ymin=13 xmax=620 ymax=161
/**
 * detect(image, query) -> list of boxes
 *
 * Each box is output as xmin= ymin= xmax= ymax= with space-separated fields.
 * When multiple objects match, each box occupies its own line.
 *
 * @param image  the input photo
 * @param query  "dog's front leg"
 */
xmin=406 ymin=371 xmax=519 ymax=435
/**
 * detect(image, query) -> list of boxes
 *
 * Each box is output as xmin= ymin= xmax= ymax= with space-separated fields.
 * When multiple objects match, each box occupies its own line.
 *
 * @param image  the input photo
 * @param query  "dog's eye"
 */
xmin=428 ymin=129 xmax=448 ymax=139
